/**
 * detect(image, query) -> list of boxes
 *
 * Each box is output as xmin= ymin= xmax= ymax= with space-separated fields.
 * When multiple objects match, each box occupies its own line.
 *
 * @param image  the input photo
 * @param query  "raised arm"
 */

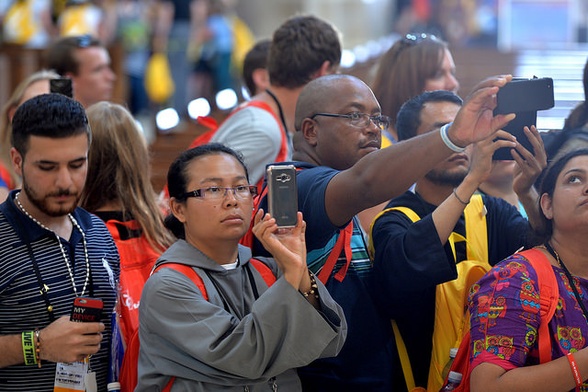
xmin=432 ymin=130 xmax=516 ymax=244
xmin=326 ymin=75 xmax=516 ymax=226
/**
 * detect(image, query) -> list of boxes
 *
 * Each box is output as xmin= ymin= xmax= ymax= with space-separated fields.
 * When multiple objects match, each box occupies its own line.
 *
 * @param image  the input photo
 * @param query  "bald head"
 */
xmin=292 ymin=74 xmax=383 ymax=170
xmin=295 ymin=74 xmax=374 ymax=131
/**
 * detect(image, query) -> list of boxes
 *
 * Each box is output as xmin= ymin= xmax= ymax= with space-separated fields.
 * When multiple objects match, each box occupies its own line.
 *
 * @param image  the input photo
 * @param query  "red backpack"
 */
xmin=160 ymin=100 xmax=289 ymax=200
xmin=443 ymin=248 xmax=559 ymax=391
xmin=119 ymin=259 xmax=276 ymax=392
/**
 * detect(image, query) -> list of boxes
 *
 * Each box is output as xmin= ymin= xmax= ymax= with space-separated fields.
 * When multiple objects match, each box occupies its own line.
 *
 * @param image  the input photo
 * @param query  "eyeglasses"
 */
xmin=182 ymin=185 xmax=257 ymax=201
xmin=310 ymin=112 xmax=391 ymax=131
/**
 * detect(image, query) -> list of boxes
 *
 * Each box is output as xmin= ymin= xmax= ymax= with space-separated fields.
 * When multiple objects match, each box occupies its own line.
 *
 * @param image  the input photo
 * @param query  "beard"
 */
xmin=22 ymin=178 xmax=79 ymax=217
xmin=425 ymin=167 xmax=467 ymax=188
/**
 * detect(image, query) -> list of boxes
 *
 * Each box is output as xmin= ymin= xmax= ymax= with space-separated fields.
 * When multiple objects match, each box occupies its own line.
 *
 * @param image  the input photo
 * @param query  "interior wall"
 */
xmin=235 ymin=0 xmax=395 ymax=48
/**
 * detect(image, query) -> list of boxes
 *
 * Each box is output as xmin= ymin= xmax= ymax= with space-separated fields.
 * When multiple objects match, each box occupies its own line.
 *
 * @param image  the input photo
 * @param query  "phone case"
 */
xmin=494 ymin=77 xmax=554 ymax=115
xmin=492 ymin=111 xmax=537 ymax=160
xmin=70 ymin=297 xmax=103 ymax=322
xmin=267 ymin=165 xmax=298 ymax=228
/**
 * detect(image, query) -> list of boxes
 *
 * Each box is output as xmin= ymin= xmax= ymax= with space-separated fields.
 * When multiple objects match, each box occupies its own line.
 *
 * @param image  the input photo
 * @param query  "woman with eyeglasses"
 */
xmin=468 ymin=148 xmax=588 ymax=391
xmin=136 ymin=143 xmax=346 ymax=391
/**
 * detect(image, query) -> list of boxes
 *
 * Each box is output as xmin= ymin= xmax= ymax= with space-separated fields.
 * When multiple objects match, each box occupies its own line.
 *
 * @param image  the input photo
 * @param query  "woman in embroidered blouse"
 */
xmin=469 ymin=148 xmax=588 ymax=391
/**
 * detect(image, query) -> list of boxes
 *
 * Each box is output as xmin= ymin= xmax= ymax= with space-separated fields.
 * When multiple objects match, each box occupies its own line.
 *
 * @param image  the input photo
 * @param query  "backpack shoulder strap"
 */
xmin=463 ymin=194 xmax=488 ymax=261
xmin=367 ymin=206 xmax=421 ymax=259
xmin=316 ymin=219 xmax=354 ymax=284
xmin=249 ymin=258 xmax=277 ymax=287
xmin=519 ymin=248 xmax=559 ymax=363
xmin=154 ymin=263 xmax=208 ymax=301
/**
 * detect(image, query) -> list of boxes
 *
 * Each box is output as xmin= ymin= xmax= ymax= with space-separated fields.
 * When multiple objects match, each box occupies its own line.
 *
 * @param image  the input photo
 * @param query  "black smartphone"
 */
xmin=70 ymin=297 xmax=103 ymax=323
xmin=50 ymin=77 xmax=73 ymax=98
xmin=267 ymin=164 xmax=298 ymax=228
xmin=494 ymin=77 xmax=554 ymax=115
xmin=492 ymin=77 xmax=554 ymax=160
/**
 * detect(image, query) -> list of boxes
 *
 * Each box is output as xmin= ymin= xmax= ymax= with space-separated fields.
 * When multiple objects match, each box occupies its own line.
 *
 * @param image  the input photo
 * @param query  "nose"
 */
xmin=223 ymin=188 xmax=239 ymax=206
xmin=106 ymin=67 xmax=116 ymax=82
xmin=55 ymin=166 xmax=74 ymax=189
xmin=447 ymin=74 xmax=460 ymax=93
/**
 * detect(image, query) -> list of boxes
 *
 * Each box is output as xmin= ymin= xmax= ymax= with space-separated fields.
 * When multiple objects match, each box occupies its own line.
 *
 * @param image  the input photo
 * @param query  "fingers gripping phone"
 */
xmin=267 ymin=164 xmax=298 ymax=228
xmin=492 ymin=77 xmax=554 ymax=160
xmin=70 ymin=297 xmax=103 ymax=322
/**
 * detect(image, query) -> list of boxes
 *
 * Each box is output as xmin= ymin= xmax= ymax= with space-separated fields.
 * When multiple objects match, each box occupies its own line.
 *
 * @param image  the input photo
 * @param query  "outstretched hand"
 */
xmin=448 ymin=75 xmax=516 ymax=147
xmin=252 ymin=209 xmax=307 ymax=289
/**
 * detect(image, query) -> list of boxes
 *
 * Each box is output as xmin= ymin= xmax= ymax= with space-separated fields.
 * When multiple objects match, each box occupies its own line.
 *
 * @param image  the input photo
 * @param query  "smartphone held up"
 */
xmin=492 ymin=77 xmax=554 ymax=160
xmin=267 ymin=164 xmax=298 ymax=228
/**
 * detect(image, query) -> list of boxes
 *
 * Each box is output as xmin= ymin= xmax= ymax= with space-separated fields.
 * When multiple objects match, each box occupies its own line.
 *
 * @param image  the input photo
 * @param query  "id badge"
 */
xmin=54 ymin=361 xmax=96 ymax=392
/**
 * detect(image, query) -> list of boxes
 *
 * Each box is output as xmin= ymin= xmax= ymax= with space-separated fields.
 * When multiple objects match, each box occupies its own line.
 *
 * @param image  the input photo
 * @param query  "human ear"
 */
xmin=301 ymin=118 xmax=319 ymax=147
xmin=169 ymin=197 xmax=187 ymax=224
xmin=539 ymin=193 xmax=553 ymax=220
xmin=10 ymin=147 xmax=23 ymax=176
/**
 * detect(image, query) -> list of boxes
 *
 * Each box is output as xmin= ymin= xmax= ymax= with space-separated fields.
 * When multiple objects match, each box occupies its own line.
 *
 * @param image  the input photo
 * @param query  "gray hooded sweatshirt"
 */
xmin=136 ymin=240 xmax=347 ymax=391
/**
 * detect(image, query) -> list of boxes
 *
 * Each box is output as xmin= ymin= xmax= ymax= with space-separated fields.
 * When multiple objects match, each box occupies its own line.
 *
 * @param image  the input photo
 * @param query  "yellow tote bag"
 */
xmin=144 ymin=52 xmax=175 ymax=104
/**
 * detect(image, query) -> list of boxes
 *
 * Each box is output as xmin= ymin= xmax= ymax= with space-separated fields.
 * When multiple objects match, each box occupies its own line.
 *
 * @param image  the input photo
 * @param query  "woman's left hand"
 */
xmin=252 ymin=209 xmax=307 ymax=289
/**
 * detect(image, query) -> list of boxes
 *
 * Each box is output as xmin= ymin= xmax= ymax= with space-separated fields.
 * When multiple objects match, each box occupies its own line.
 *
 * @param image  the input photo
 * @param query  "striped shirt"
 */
xmin=0 ymin=191 xmax=120 ymax=391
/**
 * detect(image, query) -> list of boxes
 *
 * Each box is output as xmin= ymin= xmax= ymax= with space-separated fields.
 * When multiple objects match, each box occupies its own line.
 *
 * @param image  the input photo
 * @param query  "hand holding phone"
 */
xmin=492 ymin=77 xmax=554 ymax=160
xmin=267 ymin=164 xmax=298 ymax=228
xmin=70 ymin=297 xmax=103 ymax=323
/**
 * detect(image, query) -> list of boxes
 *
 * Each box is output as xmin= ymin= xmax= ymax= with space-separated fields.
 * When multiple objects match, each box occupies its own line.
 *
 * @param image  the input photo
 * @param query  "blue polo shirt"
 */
xmin=0 ymin=190 xmax=120 ymax=391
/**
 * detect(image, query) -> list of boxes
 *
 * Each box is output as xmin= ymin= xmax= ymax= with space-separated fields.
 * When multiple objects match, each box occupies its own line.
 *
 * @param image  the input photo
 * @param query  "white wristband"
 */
xmin=440 ymin=122 xmax=465 ymax=153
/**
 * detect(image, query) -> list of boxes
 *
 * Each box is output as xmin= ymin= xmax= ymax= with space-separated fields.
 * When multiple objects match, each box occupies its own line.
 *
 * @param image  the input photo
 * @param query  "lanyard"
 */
xmin=544 ymin=242 xmax=588 ymax=323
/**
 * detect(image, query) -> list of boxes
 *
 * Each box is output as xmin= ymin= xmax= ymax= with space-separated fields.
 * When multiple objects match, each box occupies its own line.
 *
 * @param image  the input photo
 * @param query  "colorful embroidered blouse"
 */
xmin=469 ymin=251 xmax=588 ymax=388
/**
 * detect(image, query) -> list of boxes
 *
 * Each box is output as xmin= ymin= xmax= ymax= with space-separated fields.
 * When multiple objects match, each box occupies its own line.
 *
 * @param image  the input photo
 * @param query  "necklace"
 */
xmin=544 ymin=242 xmax=588 ymax=324
xmin=15 ymin=192 xmax=90 ymax=297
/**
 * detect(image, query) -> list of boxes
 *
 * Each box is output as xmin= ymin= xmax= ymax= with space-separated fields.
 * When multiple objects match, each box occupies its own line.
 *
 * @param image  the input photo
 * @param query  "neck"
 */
xmin=94 ymin=199 xmax=123 ymax=212
xmin=187 ymin=236 xmax=240 ymax=265
xmin=261 ymin=85 xmax=303 ymax=136
xmin=549 ymin=234 xmax=588 ymax=279
xmin=415 ymin=180 xmax=453 ymax=206
xmin=15 ymin=191 xmax=73 ymax=239
xmin=479 ymin=182 xmax=519 ymax=208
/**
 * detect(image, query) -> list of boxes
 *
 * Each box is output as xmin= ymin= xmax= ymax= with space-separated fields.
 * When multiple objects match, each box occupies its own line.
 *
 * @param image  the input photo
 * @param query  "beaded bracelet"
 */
xmin=34 ymin=328 xmax=42 ymax=368
xmin=440 ymin=122 xmax=466 ymax=153
xmin=567 ymin=352 xmax=582 ymax=391
xmin=301 ymin=270 xmax=319 ymax=300
xmin=21 ymin=331 xmax=37 ymax=366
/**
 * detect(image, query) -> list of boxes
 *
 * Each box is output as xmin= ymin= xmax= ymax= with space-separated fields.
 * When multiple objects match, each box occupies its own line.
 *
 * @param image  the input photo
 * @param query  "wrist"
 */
xmin=21 ymin=331 xmax=37 ymax=366
xmin=300 ymin=270 xmax=319 ymax=300
xmin=440 ymin=122 xmax=466 ymax=152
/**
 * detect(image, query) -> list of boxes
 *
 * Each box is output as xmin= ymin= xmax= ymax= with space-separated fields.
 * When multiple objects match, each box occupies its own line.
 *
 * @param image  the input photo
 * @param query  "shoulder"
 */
xmin=297 ymin=165 xmax=338 ymax=185
xmin=474 ymin=253 xmax=538 ymax=295
xmin=217 ymin=105 xmax=279 ymax=132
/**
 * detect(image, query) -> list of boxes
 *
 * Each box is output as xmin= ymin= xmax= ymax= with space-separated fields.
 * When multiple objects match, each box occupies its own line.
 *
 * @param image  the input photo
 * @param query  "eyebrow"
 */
xmin=36 ymin=157 xmax=87 ymax=165
xmin=563 ymin=168 xmax=586 ymax=176
xmin=198 ymin=175 xmax=248 ymax=184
